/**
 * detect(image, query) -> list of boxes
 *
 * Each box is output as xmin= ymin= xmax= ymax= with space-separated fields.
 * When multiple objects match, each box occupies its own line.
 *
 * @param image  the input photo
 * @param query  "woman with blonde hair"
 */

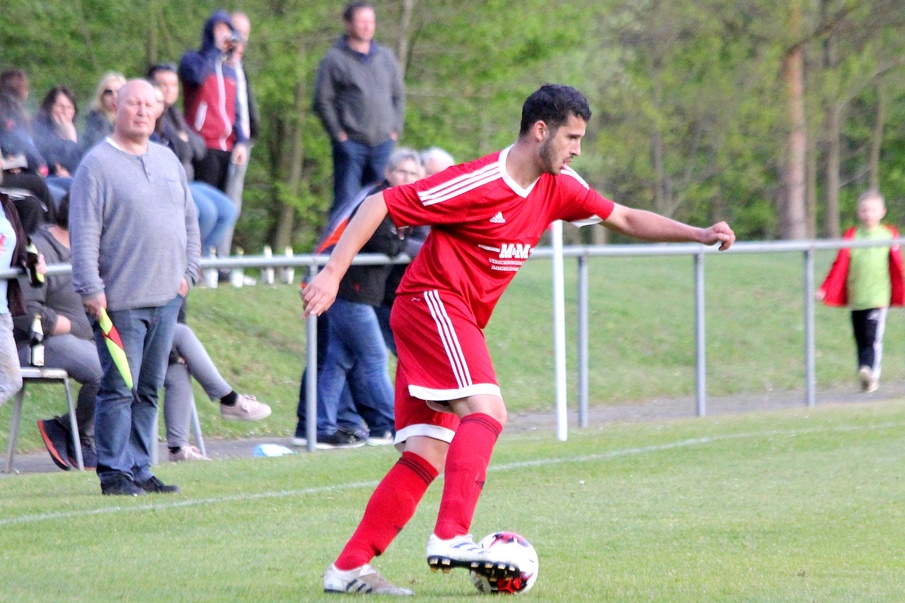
xmin=80 ymin=72 xmax=125 ymax=152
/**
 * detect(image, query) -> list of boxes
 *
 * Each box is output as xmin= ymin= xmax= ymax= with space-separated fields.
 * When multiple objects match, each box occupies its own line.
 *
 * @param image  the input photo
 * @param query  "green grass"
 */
xmin=2 ymin=400 xmax=904 ymax=601
xmin=1 ymin=250 xmax=896 ymax=453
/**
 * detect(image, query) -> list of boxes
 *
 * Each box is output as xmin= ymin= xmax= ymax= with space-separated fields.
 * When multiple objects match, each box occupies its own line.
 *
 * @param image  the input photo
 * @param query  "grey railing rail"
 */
xmin=5 ymin=237 xmax=903 ymax=448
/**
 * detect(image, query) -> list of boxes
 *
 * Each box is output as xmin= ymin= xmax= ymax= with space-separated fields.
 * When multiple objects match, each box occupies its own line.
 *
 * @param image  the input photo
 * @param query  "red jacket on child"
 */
xmin=818 ymin=225 xmax=905 ymax=307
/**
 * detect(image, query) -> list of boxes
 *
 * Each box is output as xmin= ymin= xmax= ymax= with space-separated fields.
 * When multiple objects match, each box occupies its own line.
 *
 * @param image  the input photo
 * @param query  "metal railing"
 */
xmin=4 ymin=236 xmax=902 ymax=449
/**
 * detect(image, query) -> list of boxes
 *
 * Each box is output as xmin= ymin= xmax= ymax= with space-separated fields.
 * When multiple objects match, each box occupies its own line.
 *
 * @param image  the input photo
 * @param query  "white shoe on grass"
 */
xmin=323 ymin=563 xmax=413 ymax=596
xmin=425 ymin=533 xmax=520 ymax=578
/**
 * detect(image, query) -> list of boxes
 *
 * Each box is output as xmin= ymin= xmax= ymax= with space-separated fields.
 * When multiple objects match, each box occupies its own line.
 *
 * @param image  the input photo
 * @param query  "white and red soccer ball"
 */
xmin=470 ymin=532 xmax=539 ymax=595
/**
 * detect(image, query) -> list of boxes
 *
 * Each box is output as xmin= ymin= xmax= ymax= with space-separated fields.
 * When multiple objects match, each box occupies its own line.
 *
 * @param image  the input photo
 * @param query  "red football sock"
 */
xmin=433 ymin=413 xmax=502 ymax=539
xmin=335 ymin=451 xmax=438 ymax=570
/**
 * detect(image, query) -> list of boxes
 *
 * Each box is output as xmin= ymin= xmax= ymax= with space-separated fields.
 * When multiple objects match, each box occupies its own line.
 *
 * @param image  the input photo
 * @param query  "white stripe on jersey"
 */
xmin=424 ymin=290 xmax=473 ymax=389
xmin=562 ymin=165 xmax=590 ymax=189
xmin=418 ymin=162 xmax=501 ymax=206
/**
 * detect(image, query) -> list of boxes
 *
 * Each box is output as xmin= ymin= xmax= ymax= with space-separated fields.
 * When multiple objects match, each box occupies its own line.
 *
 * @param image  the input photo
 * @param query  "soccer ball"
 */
xmin=470 ymin=532 xmax=539 ymax=595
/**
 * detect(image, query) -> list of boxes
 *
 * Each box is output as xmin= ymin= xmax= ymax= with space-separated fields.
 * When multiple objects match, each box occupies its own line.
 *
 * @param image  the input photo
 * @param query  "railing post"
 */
xmin=694 ymin=252 xmax=706 ymax=417
xmin=804 ymin=248 xmax=816 ymax=407
xmin=577 ymin=252 xmax=589 ymax=428
xmin=305 ymin=263 xmax=319 ymax=452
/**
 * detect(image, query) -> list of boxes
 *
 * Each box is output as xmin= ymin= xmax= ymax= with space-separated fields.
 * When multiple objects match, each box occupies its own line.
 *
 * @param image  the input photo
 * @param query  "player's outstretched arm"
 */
xmin=303 ymin=192 xmax=389 ymax=318
xmin=602 ymin=204 xmax=735 ymax=251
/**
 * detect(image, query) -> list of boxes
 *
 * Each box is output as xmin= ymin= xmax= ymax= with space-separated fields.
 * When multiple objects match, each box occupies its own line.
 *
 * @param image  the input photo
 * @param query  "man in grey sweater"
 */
xmin=70 ymin=79 xmax=201 ymax=496
xmin=313 ymin=1 xmax=405 ymax=212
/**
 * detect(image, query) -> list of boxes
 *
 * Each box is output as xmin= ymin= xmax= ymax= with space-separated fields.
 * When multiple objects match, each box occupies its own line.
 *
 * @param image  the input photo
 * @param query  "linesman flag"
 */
xmin=98 ymin=308 xmax=133 ymax=389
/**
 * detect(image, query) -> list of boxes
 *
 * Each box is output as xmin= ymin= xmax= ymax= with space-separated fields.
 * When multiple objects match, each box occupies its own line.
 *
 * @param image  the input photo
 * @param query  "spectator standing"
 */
xmin=220 ymin=11 xmax=260 ymax=261
xmin=81 ymin=72 xmax=126 ymax=152
xmin=816 ymin=189 xmax=903 ymax=393
xmin=314 ymin=148 xmax=420 ymax=448
xmin=179 ymin=11 xmax=248 ymax=193
xmin=70 ymin=79 xmax=201 ymax=496
xmin=147 ymin=68 xmax=236 ymax=257
xmin=303 ymin=84 xmax=734 ymax=595
xmin=13 ymin=195 xmax=101 ymax=470
xmin=313 ymin=1 xmax=405 ymax=212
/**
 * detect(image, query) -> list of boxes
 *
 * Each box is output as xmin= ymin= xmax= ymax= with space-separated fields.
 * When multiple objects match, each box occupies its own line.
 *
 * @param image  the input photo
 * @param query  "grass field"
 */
xmin=2 ymin=399 xmax=904 ymax=601
xmin=3 ymin=248 xmax=905 ymax=454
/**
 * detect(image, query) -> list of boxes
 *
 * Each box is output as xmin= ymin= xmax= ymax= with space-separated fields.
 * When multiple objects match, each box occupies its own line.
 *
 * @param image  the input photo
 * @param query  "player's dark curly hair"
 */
xmin=519 ymin=84 xmax=591 ymax=136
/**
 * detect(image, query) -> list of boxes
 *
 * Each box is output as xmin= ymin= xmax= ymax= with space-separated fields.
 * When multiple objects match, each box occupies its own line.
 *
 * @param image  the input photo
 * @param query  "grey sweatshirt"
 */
xmin=313 ymin=36 xmax=406 ymax=146
xmin=70 ymin=139 xmax=201 ymax=311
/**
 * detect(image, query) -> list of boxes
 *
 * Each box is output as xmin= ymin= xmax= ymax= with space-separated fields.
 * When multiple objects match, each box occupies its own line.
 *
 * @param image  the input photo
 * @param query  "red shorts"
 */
xmin=390 ymin=290 xmax=501 ymax=446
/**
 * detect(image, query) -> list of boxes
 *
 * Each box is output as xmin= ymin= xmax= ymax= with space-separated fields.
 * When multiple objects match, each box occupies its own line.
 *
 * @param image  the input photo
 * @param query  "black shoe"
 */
xmin=68 ymin=438 xmax=97 ymax=470
xmin=316 ymin=431 xmax=366 ymax=450
xmin=37 ymin=418 xmax=72 ymax=471
xmin=101 ymin=474 xmax=146 ymax=496
xmin=135 ymin=475 xmax=181 ymax=494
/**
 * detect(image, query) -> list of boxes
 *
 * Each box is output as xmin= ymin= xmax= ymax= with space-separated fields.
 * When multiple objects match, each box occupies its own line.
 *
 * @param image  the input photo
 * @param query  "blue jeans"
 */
xmin=295 ymin=313 xmax=369 ymax=439
xmin=316 ymin=297 xmax=395 ymax=437
xmin=330 ymin=138 xmax=395 ymax=212
xmin=93 ymin=296 xmax=181 ymax=484
xmin=189 ymin=182 xmax=238 ymax=255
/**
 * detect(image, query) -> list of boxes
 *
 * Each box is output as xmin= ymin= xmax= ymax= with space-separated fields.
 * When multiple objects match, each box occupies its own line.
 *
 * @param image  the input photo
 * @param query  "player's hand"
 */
xmin=701 ymin=221 xmax=735 ymax=251
xmin=815 ymin=289 xmax=826 ymax=302
xmin=302 ymin=269 xmax=340 ymax=318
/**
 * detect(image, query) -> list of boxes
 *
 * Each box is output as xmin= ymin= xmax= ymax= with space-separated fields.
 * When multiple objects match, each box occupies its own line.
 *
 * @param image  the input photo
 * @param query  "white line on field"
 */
xmin=1 ymin=421 xmax=899 ymax=527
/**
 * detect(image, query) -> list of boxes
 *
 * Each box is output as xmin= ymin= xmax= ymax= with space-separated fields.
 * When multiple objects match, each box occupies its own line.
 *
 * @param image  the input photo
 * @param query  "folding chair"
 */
xmin=5 ymin=367 xmax=83 ymax=473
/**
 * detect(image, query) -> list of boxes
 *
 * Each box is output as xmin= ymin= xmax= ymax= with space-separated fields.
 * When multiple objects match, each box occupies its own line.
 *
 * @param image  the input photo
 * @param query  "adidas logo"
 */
xmin=490 ymin=212 xmax=506 ymax=224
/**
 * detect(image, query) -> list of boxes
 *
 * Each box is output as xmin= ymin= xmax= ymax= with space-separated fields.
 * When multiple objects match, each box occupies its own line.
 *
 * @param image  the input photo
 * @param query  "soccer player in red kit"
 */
xmin=305 ymin=84 xmax=735 ymax=596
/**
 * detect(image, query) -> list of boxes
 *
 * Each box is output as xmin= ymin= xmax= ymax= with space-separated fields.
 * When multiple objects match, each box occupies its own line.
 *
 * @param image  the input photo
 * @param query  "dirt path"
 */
xmin=4 ymin=381 xmax=899 ymax=477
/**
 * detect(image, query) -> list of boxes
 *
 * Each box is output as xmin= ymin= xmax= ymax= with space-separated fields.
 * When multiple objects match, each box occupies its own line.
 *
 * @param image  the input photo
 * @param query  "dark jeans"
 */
xmin=93 ymin=296 xmax=181 ymax=484
xmin=330 ymin=138 xmax=395 ymax=212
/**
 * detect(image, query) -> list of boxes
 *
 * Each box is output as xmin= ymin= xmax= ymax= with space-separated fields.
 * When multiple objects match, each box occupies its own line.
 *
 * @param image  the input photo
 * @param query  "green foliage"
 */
xmin=3 ymin=0 xmax=905 ymax=246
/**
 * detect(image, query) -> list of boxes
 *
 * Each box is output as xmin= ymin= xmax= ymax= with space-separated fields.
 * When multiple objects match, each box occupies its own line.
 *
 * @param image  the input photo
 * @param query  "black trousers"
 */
xmin=851 ymin=307 xmax=888 ymax=375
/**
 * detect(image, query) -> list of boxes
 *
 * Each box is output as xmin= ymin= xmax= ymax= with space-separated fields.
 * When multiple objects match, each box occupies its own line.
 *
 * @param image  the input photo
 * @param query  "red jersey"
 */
xmin=384 ymin=147 xmax=614 ymax=328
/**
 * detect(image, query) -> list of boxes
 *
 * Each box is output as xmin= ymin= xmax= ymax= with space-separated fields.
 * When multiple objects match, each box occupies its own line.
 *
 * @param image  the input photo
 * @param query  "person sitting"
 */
xmin=163 ymin=300 xmax=272 ymax=461
xmin=148 ymin=64 xmax=237 ymax=258
xmin=0 ymin=69 xmax=55 ymax=231
xmin=80 ymin=72 xmax=126 ymax=152
xmin=11 ymin=194 xmax=97 ymax=469
xmin=32 ymin=85 xmax=83 ymax=188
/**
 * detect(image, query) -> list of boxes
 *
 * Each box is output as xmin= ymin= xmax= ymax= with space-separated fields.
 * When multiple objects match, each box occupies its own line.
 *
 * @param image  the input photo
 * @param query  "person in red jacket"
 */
xmin=817 ymin=189 xmax=904 ymax=393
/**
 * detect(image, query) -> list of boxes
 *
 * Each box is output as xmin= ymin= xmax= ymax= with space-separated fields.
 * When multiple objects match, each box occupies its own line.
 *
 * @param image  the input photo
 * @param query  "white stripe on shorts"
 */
xmin=424 ymin=290 xmax=472 ymax=389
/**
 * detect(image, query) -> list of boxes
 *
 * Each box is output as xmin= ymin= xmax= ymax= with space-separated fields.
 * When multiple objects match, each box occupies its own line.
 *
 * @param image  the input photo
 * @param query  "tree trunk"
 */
xmin=824 ymin=101 xmax=842 ymax=238
xmin=781 ymin=41 xmax=808 ymax=240
xmin=869 ymin=81 xmax=886 ymax=191
xmin=395 ymin=0 xmax=416 ymax=78
xmin=806 ymin=131 xmax=817 ymax=238
xmin=273 ymin=43 xmax=307 ymax=250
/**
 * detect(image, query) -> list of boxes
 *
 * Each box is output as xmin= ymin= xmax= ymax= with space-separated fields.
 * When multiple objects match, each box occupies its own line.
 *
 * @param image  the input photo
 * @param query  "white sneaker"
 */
xmin=858 ymin=366 xmax=872 ymax=390
xmin=323 ymin=563 xmax=413 ymax=596
xmin=221 ymin=394 xmax=272 ymax=421
xmin=169 ymin=445 xmax=210 ymax=462
xmin=291 ymin=437 xmax=307 ymax=447
xmin=366 ymin=431 xmax=395 ymax=446
xmin=425 ymin=534 xmax=520 ymax=578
